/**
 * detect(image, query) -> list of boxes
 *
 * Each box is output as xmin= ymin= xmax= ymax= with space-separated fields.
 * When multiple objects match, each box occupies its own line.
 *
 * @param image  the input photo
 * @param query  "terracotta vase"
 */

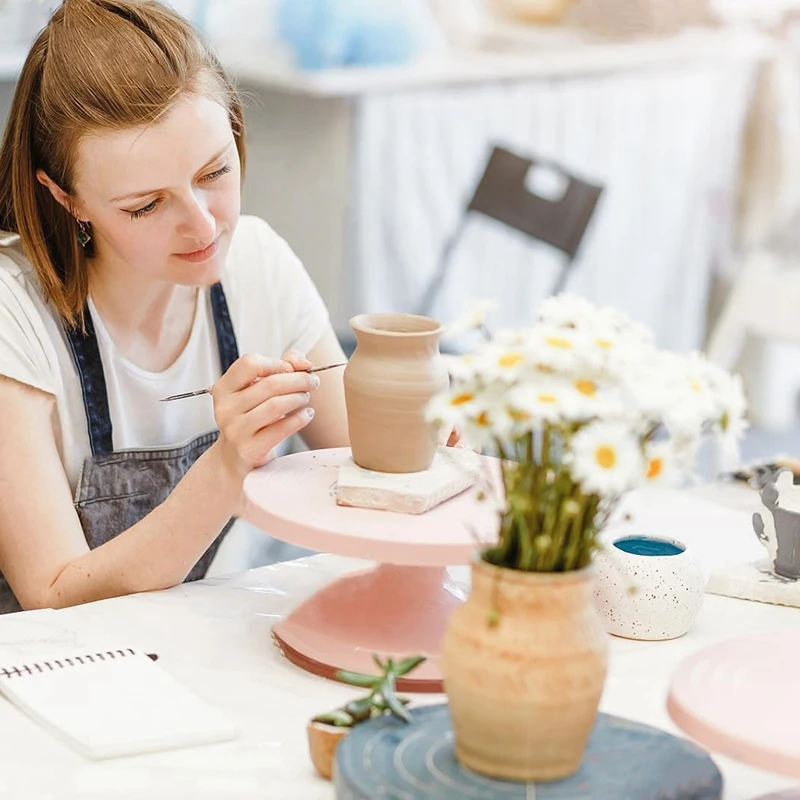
xmin=344 ymin=313 xmax=449 ymax=474
xmin=441 ymin=558 xmax=609 ymax=782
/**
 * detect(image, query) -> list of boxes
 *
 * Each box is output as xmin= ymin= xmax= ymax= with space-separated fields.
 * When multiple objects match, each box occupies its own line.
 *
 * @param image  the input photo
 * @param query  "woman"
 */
xmin=0 ymin=0 xmax=356 ymax=613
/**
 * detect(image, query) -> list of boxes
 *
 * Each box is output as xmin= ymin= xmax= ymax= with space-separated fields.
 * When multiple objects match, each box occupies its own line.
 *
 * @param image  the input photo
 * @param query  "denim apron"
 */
xmin=0 ymin=283 xmax=239 ymax=614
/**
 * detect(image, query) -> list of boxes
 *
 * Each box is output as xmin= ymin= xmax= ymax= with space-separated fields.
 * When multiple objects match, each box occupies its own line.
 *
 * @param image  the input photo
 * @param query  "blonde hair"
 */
xmin=0 ymin=0 xmax=246 ymax=328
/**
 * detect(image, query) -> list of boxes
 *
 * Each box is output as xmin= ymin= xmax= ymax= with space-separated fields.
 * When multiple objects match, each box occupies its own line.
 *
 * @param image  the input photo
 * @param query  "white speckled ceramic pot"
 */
xmin=594 ymin=535 xmax=704 ymax=641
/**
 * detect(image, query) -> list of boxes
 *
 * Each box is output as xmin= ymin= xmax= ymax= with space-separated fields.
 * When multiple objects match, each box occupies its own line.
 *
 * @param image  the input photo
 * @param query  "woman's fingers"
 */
xmin=282 ymin=349 xmax=313 ymax=371
xmin=243 ymin=407 xmax=316 ymax=469
xmin=243 ymin=390 xmax=313 ymax=435
xmin=235 ymin=370 xmax=319 ymax=415
xmin=214 ymin=354 xmax=291 ymax=395
xmin=211 ymin=353 xmax=321 ymax=479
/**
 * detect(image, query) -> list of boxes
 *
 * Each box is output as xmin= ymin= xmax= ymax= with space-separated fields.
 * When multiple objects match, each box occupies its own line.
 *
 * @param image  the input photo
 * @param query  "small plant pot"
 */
xmin=307 ymin=720 xmax=350 ymax=781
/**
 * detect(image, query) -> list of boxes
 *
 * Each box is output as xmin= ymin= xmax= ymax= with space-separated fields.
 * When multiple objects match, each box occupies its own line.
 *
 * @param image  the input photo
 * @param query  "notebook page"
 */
xmin=0 ymin=648 xmax=238 ymax=759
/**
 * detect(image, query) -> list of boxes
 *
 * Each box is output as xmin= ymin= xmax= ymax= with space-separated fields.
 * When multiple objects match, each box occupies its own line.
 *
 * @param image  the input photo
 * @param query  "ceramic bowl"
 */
xmin=594 ymin=535 xmax=704 ymax=641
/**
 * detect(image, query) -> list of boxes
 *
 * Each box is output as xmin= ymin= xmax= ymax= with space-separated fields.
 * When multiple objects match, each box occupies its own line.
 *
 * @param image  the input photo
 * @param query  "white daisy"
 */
xmin=526 ymin=324 xmax=586 ymax=374
xmin=561 ymin=376 xmax=628 ymax=423
xmin=538 ymin=293 xmax=599 ymax=329
xmin=567 ymin=422 xmax=644 ymax=497
xmin=506 ymin=380 xmax=569 ymax=426
xmin=467 ymin=343 xmax=530 ymax=384
xmin=425 ymin=384 xmax=480 ymax=430
xmin=642 ymin=441 xmax=680 ymax=487
xmin=443 ymin=299 xmax=498 ymax=339
xmin=441 ymin=353 xmax=478 ymax=383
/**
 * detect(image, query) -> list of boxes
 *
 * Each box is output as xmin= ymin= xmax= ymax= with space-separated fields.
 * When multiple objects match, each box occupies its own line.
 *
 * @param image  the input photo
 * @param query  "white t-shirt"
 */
xmin=0 ymin=215 xmax=330 ymax=494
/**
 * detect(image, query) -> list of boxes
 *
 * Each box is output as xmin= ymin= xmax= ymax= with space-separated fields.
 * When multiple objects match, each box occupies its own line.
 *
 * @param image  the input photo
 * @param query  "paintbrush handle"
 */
xmin=160 ymin=363 xmax=346 ymax=402
xmin=307 ymin=362 xmax=347 ymax=373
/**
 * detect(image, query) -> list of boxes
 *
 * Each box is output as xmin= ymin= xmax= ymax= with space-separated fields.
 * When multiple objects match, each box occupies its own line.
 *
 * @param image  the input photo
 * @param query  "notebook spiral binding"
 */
xmin=0 ymin=648 xmax=138 ymax=678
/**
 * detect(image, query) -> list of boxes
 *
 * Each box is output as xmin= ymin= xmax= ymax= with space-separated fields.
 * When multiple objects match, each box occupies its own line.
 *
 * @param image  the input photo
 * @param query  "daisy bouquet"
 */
xmin=428 ymin=295 xmax=747 ymax=573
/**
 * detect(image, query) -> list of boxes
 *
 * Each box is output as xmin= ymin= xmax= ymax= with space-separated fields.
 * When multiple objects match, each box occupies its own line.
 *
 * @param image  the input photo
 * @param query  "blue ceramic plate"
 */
xmin=334 ymin=704 xmax=722 ymax=800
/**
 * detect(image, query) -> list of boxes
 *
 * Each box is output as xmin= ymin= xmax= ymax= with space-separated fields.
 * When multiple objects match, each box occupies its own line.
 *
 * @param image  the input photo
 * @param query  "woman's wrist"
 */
xmin=205 ymin=438 xmax=248 ymax=517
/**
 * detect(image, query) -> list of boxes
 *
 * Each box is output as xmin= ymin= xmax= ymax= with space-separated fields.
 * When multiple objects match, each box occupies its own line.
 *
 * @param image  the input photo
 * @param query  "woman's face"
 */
xmin=71 ymin=93 xmax=241 ymax=288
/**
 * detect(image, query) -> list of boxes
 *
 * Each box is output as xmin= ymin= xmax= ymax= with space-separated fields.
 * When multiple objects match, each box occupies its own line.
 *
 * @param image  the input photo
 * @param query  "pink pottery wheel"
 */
xmin=242 ymin=448 xmax=498 ymax=692
xmin=667 ymin=631 xmax=800 ymax=779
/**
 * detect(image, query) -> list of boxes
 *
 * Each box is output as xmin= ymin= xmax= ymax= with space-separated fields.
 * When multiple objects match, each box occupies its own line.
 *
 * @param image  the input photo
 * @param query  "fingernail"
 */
xmin=311 ymin=374 xmax=321 ymax=389
xmin=305 ymin=407 xmax=315 ymax=419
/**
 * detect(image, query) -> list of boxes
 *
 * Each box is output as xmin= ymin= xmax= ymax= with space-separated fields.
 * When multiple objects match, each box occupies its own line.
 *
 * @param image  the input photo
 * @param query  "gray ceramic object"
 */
xmin=333 ymin=703 xmax=723 ymax=799
xmin=753 ymin=471 xmax=800 ymax=581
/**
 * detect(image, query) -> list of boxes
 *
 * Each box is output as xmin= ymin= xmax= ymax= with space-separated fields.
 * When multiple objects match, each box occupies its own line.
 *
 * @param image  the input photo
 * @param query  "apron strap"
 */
xmin=66 ymin=282 xmax=241 ymax=457
xmin=65 ymin=310 xmax=114 ymax=457
xmin=210 ymin=282 xmax=239 ymax=373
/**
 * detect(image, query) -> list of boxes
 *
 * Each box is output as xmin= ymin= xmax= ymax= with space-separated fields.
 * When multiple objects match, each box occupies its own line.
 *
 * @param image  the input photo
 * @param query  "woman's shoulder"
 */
xmin=0 ymin=234 xmax=45 ymax=309
xmin=223 ymin=214 xmax=311 ymax=298
xmin=0 ymin=234 xmax=60 ymax=395
xmin=226 ymin=215 xmax=293 ymax=270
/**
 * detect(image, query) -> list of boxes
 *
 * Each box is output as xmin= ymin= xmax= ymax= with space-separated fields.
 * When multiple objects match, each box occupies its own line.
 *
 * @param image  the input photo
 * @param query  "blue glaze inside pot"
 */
xmin=613 ymin=537 xmax=684 ymax=557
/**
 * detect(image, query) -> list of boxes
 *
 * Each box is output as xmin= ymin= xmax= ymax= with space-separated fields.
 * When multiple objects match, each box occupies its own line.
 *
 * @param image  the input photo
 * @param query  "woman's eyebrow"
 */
xmin=109 ymin=143 xmax=232 ymax=203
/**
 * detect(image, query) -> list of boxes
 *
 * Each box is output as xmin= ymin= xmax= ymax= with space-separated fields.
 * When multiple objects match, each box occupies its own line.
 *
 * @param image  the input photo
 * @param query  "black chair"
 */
xmin=416 ymin=146 xmax=605 ymax=318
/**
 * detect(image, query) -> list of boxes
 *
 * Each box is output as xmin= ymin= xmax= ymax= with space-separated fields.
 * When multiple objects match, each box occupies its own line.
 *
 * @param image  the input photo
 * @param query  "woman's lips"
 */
xmin=175 ymin=237 xmax=219 ymax=263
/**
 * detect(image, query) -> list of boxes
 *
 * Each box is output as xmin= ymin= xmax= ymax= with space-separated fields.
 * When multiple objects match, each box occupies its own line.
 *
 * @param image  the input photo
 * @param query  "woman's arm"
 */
xmin=0 ymin=354 xmax=318 ymax=610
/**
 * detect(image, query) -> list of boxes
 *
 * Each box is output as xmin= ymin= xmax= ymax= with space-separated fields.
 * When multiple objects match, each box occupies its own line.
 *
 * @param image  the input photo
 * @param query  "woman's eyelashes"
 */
xmin=126 ymin=164 xmax=232 ymax=220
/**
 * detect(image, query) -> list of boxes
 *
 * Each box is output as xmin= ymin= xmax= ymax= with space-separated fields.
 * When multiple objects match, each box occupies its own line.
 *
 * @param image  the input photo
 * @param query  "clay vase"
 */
xmin=344 ymin=313 xmax=449 ymax=474
xmin=441 ymin=558 xmax=609 ymax=782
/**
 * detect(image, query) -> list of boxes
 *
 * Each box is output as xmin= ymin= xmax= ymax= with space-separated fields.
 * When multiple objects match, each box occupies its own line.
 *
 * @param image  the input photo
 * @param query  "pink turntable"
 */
xmin=242 ymin=447 xmax=497 ymax=692
xmin=667 ymin=631 xmax=800 ymax=781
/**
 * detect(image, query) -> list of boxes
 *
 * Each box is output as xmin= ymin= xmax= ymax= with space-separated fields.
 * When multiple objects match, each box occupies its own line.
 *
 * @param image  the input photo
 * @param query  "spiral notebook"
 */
xmin=0 ymin=646 xmax=238 ymax=759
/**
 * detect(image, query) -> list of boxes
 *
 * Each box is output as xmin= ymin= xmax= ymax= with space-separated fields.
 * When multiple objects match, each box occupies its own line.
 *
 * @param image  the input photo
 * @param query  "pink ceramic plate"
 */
xmin=667 ymin=631 xmax=800 ymax=779
xmin=241 ymin=448 xmax=499 ymax=692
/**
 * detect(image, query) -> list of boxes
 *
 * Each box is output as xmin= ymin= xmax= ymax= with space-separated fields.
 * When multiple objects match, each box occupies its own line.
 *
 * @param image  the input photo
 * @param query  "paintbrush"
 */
xmin=159 ymin=362 xmax=347 ymax=402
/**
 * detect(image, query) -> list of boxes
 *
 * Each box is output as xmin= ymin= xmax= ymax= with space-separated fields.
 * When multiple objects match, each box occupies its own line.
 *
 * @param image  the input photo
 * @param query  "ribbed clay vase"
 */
xmin=344 ymin=313 xmax=449 ymax=474
xmin=441 ymin=558 xmax=609 ymax=782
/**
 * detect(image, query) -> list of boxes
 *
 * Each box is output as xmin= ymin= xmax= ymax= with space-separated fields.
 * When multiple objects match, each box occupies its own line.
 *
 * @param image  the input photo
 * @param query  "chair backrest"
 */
xmin=467 ymin=146 xmax=604 ymax=260
xmin=414 ymin=145 xmax=604 ymax=318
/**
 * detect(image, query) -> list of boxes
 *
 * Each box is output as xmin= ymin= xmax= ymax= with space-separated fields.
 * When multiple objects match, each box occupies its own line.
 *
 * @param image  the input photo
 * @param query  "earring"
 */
xmin=77 ymin=219 xmax=92 ymax=249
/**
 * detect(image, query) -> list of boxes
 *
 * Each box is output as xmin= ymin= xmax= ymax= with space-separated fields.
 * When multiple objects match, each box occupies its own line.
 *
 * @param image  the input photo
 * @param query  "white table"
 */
xmin=0 ymin=488 xmax=796 ymax=799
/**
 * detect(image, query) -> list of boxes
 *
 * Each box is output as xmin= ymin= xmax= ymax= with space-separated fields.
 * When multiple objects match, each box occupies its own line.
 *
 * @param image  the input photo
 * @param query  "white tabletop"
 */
xmin=0 ymin=488 xmax=796 ymax=799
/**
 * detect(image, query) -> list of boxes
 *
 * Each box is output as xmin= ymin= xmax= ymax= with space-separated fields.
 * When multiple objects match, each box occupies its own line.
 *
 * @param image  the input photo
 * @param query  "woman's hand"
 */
xmin=439 ymin=425 xmax=477 ymax=451
xmin=211 ymin=353 xmax=320 ymax=491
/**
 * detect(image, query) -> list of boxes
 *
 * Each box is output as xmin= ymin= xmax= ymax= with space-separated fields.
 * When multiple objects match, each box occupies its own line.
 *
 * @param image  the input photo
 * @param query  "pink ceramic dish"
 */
xmin=667 ymin=631 xmax=800 ymax=780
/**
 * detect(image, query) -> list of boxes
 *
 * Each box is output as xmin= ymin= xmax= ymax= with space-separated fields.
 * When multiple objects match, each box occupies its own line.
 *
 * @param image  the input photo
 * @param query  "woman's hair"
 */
xmin=0 ymin=0 xmax=246 ymax=327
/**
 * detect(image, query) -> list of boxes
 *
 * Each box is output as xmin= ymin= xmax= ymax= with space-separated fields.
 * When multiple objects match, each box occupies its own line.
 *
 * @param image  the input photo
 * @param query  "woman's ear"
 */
xmin=35 ymin=169 xmax=83 ymax=219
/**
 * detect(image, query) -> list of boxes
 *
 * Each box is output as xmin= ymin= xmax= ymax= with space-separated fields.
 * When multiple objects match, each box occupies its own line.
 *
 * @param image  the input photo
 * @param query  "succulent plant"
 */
xmin=312 ymin=654 xmax=426 ymax=728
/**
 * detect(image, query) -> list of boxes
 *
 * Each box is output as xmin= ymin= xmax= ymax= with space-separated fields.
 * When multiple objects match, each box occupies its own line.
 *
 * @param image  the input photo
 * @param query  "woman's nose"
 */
xmin=180 ymin=192 xmax=216 ymax=245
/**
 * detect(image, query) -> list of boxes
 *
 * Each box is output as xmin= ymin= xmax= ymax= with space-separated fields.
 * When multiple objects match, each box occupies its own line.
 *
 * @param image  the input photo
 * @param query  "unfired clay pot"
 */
xmin=344 ymin=313 xmax=448 ymax=474
xmin=441 ymin=558 xmax=609 ymax=782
